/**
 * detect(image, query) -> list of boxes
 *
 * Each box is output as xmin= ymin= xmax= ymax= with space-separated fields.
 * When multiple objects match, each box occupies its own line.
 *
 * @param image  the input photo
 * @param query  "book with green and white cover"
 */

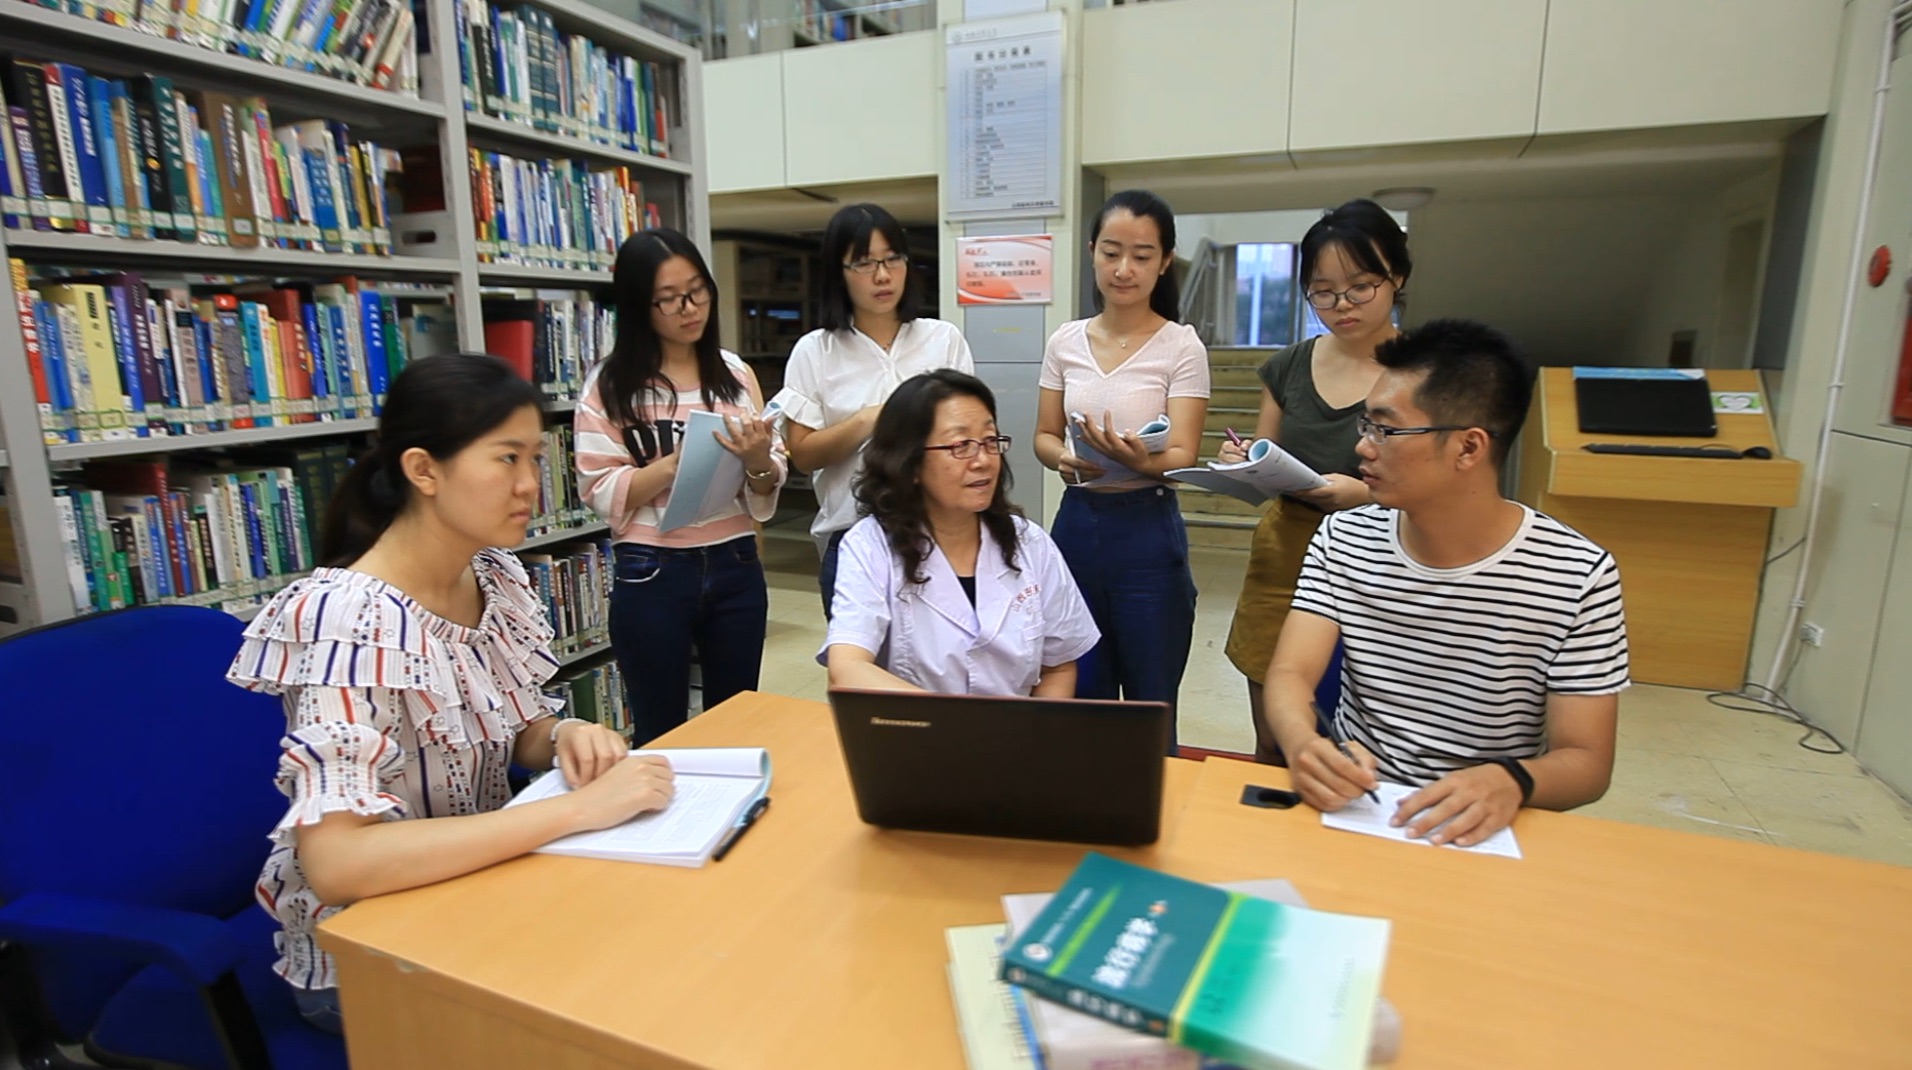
xmin=998 ymin=853 xmax=1389 ymax=1070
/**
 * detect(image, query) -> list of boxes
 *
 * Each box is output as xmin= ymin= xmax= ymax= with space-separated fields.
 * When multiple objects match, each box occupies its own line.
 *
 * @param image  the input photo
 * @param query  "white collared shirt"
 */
xmin=821 ymin=515 xmax=1099 ymax=696
xmin=768 ymin=319 xmax=974 ymax=551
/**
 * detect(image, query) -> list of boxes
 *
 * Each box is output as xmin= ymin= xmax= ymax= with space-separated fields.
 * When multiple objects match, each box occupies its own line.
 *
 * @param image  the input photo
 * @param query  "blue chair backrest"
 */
xmin=0 ymin=607 xmax=288 ymax=1038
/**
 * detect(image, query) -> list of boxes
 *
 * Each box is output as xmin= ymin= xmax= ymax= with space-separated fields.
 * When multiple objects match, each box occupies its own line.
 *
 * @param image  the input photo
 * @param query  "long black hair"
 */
xmin=599 ymin=227 xmax=738 ymax=431
xmin=853 ymin=370 xmax=1021 ymax=585
xmin=1299 ymin=198 xmax=1413 ymax=303
xmin=321 ymin=353 xmax=544 ymax=567
xmin=1090 ymin=189 xmax=1181 ymax=322
xmin=816 ymin=203 xmax=923 ymax=332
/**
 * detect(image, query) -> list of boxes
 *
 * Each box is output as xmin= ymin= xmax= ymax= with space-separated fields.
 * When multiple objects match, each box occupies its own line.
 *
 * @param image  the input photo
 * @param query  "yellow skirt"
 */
xmin=1223 ymin=497 xmax=1327 ymax=682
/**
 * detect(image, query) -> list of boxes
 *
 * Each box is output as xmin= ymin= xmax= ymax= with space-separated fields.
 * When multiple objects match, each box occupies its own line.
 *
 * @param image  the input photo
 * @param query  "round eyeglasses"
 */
xmin=845 ymin=253 xmax=908 ymax=276
xmin=1305 ymin=281 xmax=1385 ymax=311
xmin=652 ymin=284 xmax=712 ymax=314
xmin=923 ymin=436 xmax=1012 ymax=459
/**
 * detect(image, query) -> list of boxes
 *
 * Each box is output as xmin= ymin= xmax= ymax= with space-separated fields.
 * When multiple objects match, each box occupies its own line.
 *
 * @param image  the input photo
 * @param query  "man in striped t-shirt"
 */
xmin=1267 ymin=319 xmax=1628 ymax=849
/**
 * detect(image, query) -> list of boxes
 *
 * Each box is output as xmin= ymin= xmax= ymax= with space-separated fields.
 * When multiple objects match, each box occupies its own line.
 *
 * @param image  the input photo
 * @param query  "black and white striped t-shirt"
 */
xmin=1291 ymin=504 xmax=1629 ymax=786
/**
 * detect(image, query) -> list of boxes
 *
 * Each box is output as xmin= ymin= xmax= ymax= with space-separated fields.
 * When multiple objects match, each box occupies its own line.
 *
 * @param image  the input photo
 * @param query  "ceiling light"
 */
xmin=1371 ymin=187 xmax=1436 ymax=211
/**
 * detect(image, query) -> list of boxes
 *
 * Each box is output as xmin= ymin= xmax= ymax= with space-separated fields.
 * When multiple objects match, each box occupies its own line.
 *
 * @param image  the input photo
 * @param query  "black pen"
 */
xmin=1315 ymin=703 xmax=1380 ymax=805
xmin=712 ymin=797 xmax=771 ymax=862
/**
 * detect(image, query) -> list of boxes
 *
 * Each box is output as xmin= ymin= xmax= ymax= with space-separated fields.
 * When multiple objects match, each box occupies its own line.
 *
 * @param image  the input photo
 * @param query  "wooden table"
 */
xmin=1516 ymin=368 xmax=1802 ymax=690
xmin=1170 ymin=759 xmax=1912 ymax=1069
xmin=321 ymin=694 xmax=1912 ymax=1069
xmin=319 ymin=692 xmax=1206 ymax=1070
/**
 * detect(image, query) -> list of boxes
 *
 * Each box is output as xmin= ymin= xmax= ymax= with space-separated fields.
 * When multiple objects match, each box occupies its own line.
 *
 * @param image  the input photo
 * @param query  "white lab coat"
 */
xmin=821 ymin=515 xmax=1099 ymax=696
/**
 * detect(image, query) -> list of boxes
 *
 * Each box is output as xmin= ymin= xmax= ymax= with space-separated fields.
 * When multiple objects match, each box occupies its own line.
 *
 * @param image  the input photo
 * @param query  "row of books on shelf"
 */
xmin=467 ymin=149 xmax=660 ymax=271
xmin=50 ymin=439 xmax=609 ymax=620
xmin=15 ymin=0 xmax=421 ymax=94
xmin=0 ymin=60 xmax=401 ymax=254
xmin=546 ymin=658 xmax=632 ymax=738
xmin=11 ymin=260 xmax=458 ymax=444
xmin=523 ymin=424 xmax=594 ymax=540
xmin=482 ymin=289 xmax=609 ymax=401
xmin=456 ymin=0 xmax=673 ymax=157
xmin=522 ymin=534 xmax=608 ymax=658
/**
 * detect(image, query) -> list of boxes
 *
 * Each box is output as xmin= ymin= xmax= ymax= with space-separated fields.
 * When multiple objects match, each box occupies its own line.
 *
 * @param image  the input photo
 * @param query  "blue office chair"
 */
xmin=0 ymin=606 xmax=346 ymax=1070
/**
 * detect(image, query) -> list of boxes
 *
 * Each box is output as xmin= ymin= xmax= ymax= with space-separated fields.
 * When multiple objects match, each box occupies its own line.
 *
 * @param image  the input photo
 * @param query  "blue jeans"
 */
xmin=292 ymin=985 xmax=342 ymax=1035
xmin=1050 ymin=486 xmax=1198 ymax=751
xmin=610 ymin=536 xmax=769 ymax=744
xmin=816 ymin=528 xmax=849 ymax=620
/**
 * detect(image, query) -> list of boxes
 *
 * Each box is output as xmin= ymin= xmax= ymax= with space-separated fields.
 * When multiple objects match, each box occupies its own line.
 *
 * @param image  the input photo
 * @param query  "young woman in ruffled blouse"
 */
xmin=227 ymin=354 xmax=677 ymax=1034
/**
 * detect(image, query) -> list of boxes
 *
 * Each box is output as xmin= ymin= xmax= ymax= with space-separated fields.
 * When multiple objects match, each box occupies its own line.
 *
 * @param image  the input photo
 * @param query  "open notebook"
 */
xmin=1168 ymin=438 xmax=1325 ymax=505
xmin=505 ymin=747 xmax=772 ymax=867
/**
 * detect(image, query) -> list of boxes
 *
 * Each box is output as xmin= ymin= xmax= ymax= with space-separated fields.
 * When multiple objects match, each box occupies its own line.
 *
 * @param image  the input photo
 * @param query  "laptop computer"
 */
xmin=827 ymin=688 xmax=1171 ymax=846
xmin=1574 ymin=374 xmax=1719 ymax=437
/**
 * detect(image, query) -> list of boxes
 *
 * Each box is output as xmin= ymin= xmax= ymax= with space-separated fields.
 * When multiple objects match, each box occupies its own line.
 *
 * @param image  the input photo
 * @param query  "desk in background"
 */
xmin=1517 ymin=368 xmax=1802 ymax=690
xmin=320 ymin=694 xmax=1912 ymax=1069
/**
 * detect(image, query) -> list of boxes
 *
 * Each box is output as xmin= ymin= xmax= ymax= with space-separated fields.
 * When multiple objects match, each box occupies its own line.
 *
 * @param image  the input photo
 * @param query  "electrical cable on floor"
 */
xmin=1764 ymin=538 xmax=1805 ymax=565
xmin=1708 ymin=645 xmax=1844 ymax=755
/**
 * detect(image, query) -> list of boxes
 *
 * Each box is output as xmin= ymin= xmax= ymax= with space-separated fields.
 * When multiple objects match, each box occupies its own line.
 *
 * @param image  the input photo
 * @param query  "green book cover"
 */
xmin=1000 ymin=853 xmax=1389 ymax=1070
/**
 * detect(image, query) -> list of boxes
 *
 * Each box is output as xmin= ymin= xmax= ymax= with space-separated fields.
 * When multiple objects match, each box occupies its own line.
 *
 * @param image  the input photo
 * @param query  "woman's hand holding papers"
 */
xmin=713 ymin=414 xmax=777 ymax=475
xmin=568 ymin=754 xmax=678 ymax=832
xmin=1076 ymin=411 xmax=1151 ymax=473
xmin=1291 ymin=736 xmax=1380 ymax=812
xmin=1390 ymin=764 xmax=1522 ymax=848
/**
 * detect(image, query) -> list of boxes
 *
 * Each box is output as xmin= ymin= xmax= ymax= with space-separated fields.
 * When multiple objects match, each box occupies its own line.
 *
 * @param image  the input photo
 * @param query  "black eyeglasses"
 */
xmin=652 ymin=284 xmax=712 ymax=314
xmin=1305 ymin=281 xmax=1386 ymax=310
xmin=923 ymin=436 xmax=1012 ymax=459
xmin=1357 ymin=414 xmax=1491 ymax=445
xmin=845 ymin=253 xmax=908 ymax=276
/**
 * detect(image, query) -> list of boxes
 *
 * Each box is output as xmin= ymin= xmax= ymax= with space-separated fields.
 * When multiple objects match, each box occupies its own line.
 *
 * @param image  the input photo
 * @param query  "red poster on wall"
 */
xmin=1896 ymin=286 xmax=1912 ymax=425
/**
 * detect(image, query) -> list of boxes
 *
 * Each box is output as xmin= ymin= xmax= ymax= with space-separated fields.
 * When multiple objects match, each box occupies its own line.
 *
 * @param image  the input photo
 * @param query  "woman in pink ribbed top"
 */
xmin=1032 ymin=190 xmax=1211 ymax=752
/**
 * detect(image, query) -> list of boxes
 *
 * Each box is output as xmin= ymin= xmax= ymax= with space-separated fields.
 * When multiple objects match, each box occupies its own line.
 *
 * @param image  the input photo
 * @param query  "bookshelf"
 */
xmin=0 ymin=0 xmax=707 ymax=638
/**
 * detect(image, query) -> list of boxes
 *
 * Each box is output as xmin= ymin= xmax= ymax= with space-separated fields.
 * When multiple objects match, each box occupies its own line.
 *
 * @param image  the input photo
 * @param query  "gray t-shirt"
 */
xmin=1257 ymin=337 xmax=1365 ymax=478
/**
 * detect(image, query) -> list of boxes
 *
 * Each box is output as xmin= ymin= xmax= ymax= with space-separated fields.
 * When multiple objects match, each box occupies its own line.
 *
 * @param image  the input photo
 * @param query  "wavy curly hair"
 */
xmin=852 ymin=370 xmax=1022 ymax=585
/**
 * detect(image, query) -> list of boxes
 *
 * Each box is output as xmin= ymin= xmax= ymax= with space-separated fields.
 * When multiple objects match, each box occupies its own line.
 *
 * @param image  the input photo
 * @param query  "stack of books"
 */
xmin=947 ymin=854 xmax=1403 ymax=1070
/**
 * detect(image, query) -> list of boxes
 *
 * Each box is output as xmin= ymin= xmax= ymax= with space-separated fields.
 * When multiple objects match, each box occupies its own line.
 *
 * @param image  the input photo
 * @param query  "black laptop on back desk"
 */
xmin=1574 ymin=374 xmax=1719 ymax=437
xmin=827 ymin=688 xmax=1171 ymax=846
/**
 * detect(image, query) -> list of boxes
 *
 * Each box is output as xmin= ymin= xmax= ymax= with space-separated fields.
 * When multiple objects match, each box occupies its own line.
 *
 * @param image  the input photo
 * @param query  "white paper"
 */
xmin=658 ymin=409 xmax=747 ymax=532
xmin=504 ymin=747 xmax=771 ymax=867
xmin=1320 ymin=781 xmax=1523 ymax=859
xmin=1167 ymin=437 xmax=1326 ymax=505
xmin=1065 ymin=412 xmax=1169 ymax=488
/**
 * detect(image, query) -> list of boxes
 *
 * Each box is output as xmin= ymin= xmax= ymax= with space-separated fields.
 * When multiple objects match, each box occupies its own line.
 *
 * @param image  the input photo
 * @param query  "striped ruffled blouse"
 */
xmin=226 ymin=548 xmax=561 ymax=990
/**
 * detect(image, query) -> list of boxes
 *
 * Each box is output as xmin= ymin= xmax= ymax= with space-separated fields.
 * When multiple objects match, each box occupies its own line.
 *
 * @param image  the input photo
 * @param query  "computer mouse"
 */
xmin=1742 ymin=446 xmax=1773 ymax=459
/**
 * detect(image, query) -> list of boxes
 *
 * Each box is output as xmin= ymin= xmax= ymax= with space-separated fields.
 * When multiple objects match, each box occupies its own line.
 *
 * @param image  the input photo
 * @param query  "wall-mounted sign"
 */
xmin=956 ymin=234 xmax=1054 ymax=306
xmin=946 ymin=12 xmax=1065 ymax=220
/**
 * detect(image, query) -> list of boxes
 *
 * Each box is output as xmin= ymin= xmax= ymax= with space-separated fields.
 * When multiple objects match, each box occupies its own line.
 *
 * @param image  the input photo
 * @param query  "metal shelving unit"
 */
xmin=0 ymin=0 xmax=705 ymax=636
xmin=558 ymin=640 xmax=615 ymax=669
xmin=517 ymin=521 xmax=611 ymax=552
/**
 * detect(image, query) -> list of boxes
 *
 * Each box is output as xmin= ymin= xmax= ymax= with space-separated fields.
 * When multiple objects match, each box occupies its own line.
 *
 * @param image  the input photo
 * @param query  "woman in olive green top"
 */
xmin=1220 ymin=199 xmax=1412 ymax=764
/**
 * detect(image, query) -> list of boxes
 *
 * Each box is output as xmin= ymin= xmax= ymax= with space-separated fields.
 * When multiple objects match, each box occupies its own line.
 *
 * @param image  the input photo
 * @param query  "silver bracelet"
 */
xmin=548 ymin=717 xmax=585 ymax=745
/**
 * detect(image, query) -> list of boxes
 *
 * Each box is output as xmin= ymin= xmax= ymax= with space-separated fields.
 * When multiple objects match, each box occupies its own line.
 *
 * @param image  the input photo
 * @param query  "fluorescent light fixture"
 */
xmin=1371 ymin=187 xmax=1435 ymax=211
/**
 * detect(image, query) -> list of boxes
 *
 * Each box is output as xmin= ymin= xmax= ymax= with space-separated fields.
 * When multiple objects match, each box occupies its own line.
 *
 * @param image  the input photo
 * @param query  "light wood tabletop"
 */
xmin=1167 ymin=758 xmax=1912 ymax=1070
xmin=319 ymin=691 xmax=1205 ymax=1069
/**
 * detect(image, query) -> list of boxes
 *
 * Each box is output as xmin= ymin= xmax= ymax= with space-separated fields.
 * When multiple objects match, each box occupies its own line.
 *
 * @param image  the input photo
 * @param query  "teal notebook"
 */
xmin=998 ymin=853 xmax=1390 ymax=1070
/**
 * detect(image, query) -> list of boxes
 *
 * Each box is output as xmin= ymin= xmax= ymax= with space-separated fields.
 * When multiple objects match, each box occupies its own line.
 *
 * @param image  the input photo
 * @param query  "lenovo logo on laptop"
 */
xmin=870 ymin=717 xmax=932 ymax=728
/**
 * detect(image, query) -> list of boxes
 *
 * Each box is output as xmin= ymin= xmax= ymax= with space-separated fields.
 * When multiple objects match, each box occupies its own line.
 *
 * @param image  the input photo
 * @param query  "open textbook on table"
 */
xmin=506 ymin=747 xmax=771 ymax=867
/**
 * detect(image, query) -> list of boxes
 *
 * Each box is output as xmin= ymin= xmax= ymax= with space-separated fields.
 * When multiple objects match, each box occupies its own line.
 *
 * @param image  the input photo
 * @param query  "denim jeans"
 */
xmin=815 ymin=527 xmax=849 ymax=620
xmin=610 ymin=536 xmax=769 ymax=744
xmin=1050 ymin=486 xmax=1198 ymax=751
xmin=292 ymin=985 xmax=342 ymax=1035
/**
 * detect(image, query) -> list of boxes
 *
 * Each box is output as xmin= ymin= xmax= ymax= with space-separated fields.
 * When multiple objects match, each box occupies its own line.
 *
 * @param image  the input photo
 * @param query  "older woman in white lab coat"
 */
xmin=822 ymin=370 xmax=1099 ymax=697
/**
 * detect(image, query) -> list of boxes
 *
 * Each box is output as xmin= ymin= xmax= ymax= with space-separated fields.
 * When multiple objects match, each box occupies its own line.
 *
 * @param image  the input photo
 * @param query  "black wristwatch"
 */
xmin=1490 ymin=757 xmax=1535 ymax=805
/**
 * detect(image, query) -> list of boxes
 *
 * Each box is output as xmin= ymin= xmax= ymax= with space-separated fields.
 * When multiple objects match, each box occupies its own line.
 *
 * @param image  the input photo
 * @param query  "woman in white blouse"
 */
xmin=824 ymin=370 xmax=1098 ymax=696
xmin=1032 ymin=190 xmax=1211 ymax=751
xmin=227 ymin=355 xmax=676 ymax=1033
xmin=770 ymin=203 xmax=974 ymax=618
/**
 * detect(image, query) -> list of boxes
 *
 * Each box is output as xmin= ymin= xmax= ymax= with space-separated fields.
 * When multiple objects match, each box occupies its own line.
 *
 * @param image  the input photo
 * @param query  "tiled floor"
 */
xmin=753 ymin=533 xmax=1912 ymax=868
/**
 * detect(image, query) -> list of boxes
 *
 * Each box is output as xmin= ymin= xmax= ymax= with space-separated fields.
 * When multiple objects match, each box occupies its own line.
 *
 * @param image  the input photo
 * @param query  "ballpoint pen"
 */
xmin=1224 ymin=427 xmax=1245 ymax=449
xmin=1315 ymin=702 xmax=1379 ymax=805
xmin=712 ymin=796 xmax=771 ymax=862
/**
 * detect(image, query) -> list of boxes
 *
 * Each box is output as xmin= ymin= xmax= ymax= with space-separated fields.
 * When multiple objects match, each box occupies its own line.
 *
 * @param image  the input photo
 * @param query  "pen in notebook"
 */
xmin=1224 ymin=427 xmax=1245 ymax=448
xmin=712 ymin=796 xmax=771 ymax=862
